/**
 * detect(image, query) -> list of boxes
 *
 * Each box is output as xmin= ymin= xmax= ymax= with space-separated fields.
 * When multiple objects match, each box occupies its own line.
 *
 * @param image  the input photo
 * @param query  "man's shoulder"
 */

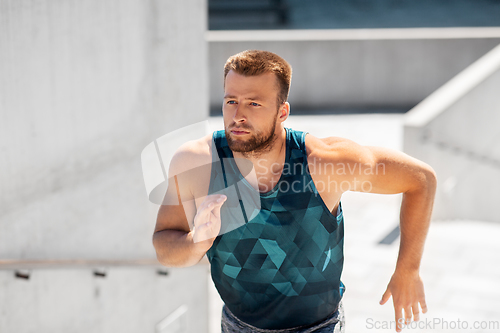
xmin=168 ymin=133 xmax=214 ymax=177
xmin=305 ymin=134 xmax=359 ymax=155
xmin=304 ymin=133 xmax=372 ymax=164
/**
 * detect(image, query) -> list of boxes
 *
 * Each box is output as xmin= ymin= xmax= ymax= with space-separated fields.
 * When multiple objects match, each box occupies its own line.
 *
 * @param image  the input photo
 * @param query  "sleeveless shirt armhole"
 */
xmin=300 ymin=131 xmax=309 ymax=152
xmin=301 ymin=130 xmax=344 ymax=222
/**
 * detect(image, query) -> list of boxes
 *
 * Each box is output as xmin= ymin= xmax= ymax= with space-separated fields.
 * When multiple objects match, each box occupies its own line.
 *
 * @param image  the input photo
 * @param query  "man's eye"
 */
xmin=250 ymin=102 xmax=260 ymax=106
xmin=227 ymin=100 xmax=237 ymax=105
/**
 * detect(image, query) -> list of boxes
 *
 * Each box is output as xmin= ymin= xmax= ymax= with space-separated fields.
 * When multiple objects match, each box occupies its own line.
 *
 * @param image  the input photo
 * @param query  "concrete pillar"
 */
xmin=0 ymin=0 xmax=209 ymax=331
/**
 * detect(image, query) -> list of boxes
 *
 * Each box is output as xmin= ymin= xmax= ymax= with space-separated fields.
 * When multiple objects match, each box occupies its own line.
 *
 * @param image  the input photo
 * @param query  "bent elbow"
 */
xmin=424 ymin=166 xmax=437 ymax=192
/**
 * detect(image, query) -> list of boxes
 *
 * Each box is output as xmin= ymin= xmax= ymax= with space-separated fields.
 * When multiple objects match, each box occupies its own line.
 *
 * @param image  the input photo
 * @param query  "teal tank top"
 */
xmin=206 ymin=128 xmax=345 ymax=329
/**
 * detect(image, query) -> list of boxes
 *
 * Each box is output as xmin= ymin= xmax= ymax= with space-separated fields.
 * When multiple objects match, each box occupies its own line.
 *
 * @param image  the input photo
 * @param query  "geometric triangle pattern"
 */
xmin=206 ymin=129 xmax=345 ymax=330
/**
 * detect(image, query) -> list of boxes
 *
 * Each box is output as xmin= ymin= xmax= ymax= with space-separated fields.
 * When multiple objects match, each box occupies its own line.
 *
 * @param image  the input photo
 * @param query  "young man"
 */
xmin=153 ymin=50 xmax=436 ymax=333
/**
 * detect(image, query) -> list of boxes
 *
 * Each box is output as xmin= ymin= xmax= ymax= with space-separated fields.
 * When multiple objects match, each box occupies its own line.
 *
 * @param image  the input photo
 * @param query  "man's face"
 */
xmin=223 ymin=70 xmax=282 ymax=154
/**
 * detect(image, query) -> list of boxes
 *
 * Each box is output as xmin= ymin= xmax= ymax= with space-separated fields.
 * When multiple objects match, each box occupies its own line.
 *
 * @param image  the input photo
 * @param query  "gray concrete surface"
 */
xmin=404 ymin=43 xmax=500 ymax=222
xmin=0 ymin=0 xmax=207 ymax=260
xmin=0 ymin=264 xmax=209 ymax=333
xmin=207 ymin=113 xmax=500 ymax=332
xmin=208 ymin=28 xmax=500 ymax=112
xmin=0 ymin=0 xmax=209 ymax=332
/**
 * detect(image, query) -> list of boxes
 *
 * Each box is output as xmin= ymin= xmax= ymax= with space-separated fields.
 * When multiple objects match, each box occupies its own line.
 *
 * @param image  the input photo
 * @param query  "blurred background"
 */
xmin=209 ymin=0 xmax=500 ymax=30
xmin=1 ymin=0 xmax=499 ymax=332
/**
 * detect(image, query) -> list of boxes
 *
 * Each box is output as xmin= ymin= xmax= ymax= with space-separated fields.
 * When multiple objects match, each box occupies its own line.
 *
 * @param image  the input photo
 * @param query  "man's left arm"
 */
xmin=349 ymin=144 xmax=437 ymax=332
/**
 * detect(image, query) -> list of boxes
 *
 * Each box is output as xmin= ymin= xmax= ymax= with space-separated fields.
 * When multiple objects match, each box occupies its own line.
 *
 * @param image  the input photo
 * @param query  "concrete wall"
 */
xmin=403 ymin=43 xmax=500 ymax=222
xmin=0 ymin=265 xmax=209 ymax=333
xmin=0 ymin=0 xmax=209 ymax=331
xmin=208 ymin=28 xmax=500 ymax=112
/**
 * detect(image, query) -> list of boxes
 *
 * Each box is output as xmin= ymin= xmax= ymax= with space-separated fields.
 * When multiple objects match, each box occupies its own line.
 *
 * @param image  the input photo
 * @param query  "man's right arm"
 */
xmin=152 ymin=139 xmax=226 ymax=267
xmin=153 ymin=203 xmax=207 ymax=267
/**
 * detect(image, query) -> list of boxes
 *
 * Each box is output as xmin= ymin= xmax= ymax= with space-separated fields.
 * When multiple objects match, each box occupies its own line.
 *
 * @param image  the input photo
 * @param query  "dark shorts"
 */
xmin=221 ymin=302 xmax=345 ymax=333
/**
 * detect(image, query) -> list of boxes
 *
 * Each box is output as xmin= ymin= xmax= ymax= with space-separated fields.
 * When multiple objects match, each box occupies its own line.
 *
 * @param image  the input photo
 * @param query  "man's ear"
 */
xmin=278 ymin=102 xmax=290 ymax=122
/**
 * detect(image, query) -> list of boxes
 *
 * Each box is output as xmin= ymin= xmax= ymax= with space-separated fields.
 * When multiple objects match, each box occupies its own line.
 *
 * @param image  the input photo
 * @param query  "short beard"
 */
xmin=225 ymin=116 xmax=278 ymax=157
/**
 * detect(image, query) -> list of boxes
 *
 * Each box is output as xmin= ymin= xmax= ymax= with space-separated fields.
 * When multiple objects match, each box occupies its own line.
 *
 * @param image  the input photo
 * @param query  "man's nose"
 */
xmin=233 ymin=105 xmax=246 ymax=123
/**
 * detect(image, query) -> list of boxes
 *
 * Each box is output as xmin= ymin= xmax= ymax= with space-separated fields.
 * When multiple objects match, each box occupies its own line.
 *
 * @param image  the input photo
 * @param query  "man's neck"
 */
xmin=233 ymin=128 xmax=287 ymax=192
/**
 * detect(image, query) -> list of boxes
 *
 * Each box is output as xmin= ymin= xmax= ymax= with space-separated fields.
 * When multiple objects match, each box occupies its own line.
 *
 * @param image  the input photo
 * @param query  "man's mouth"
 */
xmin=230 ymin=128 xmax=250 ymax=135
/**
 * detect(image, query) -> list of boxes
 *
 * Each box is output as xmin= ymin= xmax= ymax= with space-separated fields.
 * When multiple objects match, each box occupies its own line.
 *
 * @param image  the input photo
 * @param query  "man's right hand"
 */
xmin=191 ymin=194 xmax=227 ymax=244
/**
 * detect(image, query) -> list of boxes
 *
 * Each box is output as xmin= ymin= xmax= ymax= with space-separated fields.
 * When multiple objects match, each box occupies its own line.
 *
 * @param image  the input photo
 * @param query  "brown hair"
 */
xmin=224 ymin=50 xmax=292 ymax=106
